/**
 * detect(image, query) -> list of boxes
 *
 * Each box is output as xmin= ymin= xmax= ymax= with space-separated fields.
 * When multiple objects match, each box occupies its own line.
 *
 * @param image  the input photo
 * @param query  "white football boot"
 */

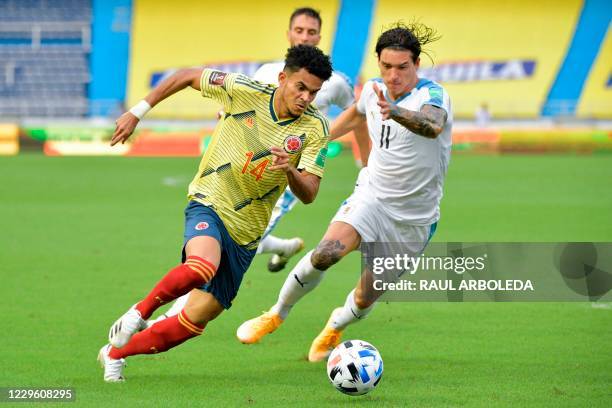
xmin=108 ymin=305 xmax=146 ymax=348
xmin=267 ymin=237 xmax=304 ymax=272
xmin=97 ymin=344 xmax=126 ymax=382
xmin=145 ymin=294 xmax=188 ymax=328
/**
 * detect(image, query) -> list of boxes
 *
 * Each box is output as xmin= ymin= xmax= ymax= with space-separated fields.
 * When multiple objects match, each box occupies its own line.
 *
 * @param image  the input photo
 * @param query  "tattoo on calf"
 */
xmin=312 ymin=240 xmax=347 ymax=270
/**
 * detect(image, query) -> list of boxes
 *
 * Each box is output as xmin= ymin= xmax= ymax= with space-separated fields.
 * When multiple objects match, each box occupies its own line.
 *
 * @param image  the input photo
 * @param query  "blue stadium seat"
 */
xmin=0 ymin=0 xmax=91 ymax=117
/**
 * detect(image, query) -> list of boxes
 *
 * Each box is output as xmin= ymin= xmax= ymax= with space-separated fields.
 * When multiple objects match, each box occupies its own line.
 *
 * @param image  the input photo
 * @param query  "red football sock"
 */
xmin=109 ymin=310 xmax=204 ymax=359
xmin=135 ymin=256 xmax=217 ymax=319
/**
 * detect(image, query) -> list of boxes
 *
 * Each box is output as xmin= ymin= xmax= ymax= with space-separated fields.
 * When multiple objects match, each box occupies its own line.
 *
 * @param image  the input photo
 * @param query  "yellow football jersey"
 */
xmin=188 ymin=68 xmax=329 ymax=249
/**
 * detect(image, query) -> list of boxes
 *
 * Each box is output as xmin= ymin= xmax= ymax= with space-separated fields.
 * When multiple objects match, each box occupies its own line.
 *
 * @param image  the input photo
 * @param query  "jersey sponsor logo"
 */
xmin=209 ymin=71 xmax=227 ymax=86
xmin=195 ymin=222 xmax=209 ymax=230
xmin=245 ymin=117 xmax=255 ymax=128
xmin=419 ymin=59 xmax=536 ymax=83
xmin=283 ymin=135 xmax=303 ymax=153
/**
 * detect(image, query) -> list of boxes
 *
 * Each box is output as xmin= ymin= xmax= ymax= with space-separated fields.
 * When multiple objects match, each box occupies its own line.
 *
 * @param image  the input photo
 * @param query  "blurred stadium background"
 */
xmin=1 ymin=0 xmax=611 ymax=156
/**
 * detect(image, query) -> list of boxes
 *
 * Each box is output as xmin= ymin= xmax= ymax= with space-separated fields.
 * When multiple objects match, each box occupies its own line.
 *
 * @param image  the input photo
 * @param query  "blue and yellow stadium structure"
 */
xmin=1 ymin=0 xmax=611 ymax=120
xmin=102 ymin=0 xmax=611 ymax=120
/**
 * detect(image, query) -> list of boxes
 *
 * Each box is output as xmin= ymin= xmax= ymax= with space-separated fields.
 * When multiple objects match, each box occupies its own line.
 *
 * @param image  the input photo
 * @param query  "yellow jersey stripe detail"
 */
xmin=235 ymin=79 xmax=274 ymax=95
xmin=189 ymin=68 xmax=329 ymax=246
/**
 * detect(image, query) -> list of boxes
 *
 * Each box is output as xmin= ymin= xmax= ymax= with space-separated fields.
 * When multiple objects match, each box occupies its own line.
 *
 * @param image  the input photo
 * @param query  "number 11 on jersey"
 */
xmin=380 ymin=124 xmax=391 ymax=148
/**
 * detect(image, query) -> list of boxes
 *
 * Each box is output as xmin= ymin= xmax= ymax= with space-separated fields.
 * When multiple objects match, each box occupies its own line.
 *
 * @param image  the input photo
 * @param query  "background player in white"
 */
xmin=253 ymin=7 xmax=366 ymax=273
xmin=146 ymin=7 xmax=367 ymax=327
xmin=237 ymin=22 xmax=452 ymax=362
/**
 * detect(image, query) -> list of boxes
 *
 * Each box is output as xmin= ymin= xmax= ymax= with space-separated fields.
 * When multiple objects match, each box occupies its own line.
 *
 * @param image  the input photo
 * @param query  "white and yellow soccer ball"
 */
xmin=326 ymin=340 xmax=383 ymax=396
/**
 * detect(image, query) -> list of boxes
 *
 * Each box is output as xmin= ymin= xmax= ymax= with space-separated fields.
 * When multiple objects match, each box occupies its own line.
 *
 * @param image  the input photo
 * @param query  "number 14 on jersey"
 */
xmin=241 ymin=151 xmax=269 ymax=181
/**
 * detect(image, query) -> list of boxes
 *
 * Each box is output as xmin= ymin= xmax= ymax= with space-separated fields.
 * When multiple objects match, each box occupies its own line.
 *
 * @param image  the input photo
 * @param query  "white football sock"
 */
xmin=257 ymin=234 xmax=292 ymax=255
xmin=149 ymin=293 xmax=188 ymax=324
xmin=330 ymin=289 xmax=375 ymax=331
xmin=270 ymin=250 xmax=324 ymax=319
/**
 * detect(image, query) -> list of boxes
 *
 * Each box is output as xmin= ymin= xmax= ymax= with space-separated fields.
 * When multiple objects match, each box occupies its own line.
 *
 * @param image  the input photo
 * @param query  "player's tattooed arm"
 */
xmin=388 ymin=104 xmax=447 ymax=139
xmin=372 ymin=83 xmax=447 ymax=139
xmin=311 ymin=240 xmax=347 ymax=270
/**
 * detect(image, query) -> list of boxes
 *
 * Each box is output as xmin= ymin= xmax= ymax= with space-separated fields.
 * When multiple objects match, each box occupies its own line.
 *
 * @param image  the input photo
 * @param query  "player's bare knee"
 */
xmin=311 ymin=239 xmax=347 ymax=270
xmin=183 ymin=291 xmax=224 ymax=325
xmin=184 ymin=236 xmax=221 ymax=268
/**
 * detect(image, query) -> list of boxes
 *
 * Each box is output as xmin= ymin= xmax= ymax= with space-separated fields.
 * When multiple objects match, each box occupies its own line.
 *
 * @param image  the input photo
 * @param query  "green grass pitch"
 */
xmin=1 ymin=152 xmax=611 ymax=406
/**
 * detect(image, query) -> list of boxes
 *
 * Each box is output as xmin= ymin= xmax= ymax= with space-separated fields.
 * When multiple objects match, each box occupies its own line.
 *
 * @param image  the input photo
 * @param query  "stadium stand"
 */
xmin=360 ymin=0 xmax=585 ymax=119
xmin=0 ymin=0 xmax=91 ymax=117
xmin=0 ymin=0 xmax=608 ymax=121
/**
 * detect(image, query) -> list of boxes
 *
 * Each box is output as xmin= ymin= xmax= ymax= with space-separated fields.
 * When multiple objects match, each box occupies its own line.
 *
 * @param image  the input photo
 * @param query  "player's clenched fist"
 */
xmin=110 ymin=112 xmax=140 ymax=146
xmin=269 ymin=146 xmax=292 ymax=173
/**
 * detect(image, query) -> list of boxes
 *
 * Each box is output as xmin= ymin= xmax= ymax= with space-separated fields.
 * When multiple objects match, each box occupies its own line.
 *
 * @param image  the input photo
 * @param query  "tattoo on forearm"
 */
xmin=390 ymin=105 xmax=447 ymax=138
xmin=311 ymin=239 xmax=346 ymax=270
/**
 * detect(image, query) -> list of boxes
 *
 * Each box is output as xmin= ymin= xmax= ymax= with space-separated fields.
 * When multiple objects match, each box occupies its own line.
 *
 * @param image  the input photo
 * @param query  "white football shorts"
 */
xmin=331 ymin=168 xmax=437 ymax=250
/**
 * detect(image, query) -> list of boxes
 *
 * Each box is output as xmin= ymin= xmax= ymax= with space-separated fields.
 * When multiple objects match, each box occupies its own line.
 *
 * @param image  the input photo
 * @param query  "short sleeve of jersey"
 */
xmin=200 ymin=68 xmax=242 ymax=113
xmin=252 ymin=62 xmax=283 ymax=84
xmin=330 ymin=72 xmax=355 ymax=110
xmin=420 ymin=81 xmax=450 ymax=114
xmin=356 ymin=81 xmax=373 ymax=114
xmin=297 ymin=119 xmax=330 ymax=178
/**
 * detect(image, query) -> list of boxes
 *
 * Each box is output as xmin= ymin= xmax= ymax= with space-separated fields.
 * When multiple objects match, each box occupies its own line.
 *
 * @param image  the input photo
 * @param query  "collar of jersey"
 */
xmin=383 ymin=78 xmax=429 ymax=104
xmin=269 ymin=89 xmax=298 ymax=126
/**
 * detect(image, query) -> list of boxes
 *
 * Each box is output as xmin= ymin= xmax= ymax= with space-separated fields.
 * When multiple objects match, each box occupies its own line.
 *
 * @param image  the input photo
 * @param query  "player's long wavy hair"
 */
xmin=375 ymin=21 xmax=441 ymax=64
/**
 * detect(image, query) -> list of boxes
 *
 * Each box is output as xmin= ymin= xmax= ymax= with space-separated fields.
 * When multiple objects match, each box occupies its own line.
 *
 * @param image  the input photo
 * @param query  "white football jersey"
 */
xmin=356 ymin=78 xmax=453 ymax=225
xmin=253 ymin=61 xmax=354 ymax=115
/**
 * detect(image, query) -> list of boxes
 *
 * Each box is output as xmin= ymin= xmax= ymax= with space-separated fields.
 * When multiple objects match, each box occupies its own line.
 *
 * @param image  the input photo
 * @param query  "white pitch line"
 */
xmin=590 ymin=302 xmax=612 ymax=310
xmin=162 ymin=176 xmax=188 ymax=187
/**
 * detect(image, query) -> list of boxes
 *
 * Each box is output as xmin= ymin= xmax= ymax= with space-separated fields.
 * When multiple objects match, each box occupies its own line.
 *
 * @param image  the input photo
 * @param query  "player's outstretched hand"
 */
xmin=373 ymin=83 xmax=393 ymax=121
xmin=269 ymin=146 xmax=292 ymax=173
xmin=110 ymin=112 xmax=140 ymax=146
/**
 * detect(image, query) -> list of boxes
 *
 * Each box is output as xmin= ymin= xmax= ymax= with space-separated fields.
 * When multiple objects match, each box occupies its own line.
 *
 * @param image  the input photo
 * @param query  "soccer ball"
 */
xmin=327 ymin=340 xmax=383 ymax=396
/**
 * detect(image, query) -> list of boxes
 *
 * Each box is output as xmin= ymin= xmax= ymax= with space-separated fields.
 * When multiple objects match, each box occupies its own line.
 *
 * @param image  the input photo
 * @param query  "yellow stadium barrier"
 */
xmin=499 ymin=129 xmax=612 ymax=153
xmin=0 ymin=123 xmax=19 ymax=155
xmin=128 ymin=0 xmax=339 ymax=119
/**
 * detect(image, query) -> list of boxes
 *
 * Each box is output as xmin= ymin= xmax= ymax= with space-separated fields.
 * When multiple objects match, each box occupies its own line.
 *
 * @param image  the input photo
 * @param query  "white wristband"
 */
xmin=129 ymin=100 xmax=152 ymax=120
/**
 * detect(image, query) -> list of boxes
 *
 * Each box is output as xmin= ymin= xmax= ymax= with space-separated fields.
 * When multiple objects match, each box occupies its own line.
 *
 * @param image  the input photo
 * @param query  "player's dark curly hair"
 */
xmin=375 ymin=21 xmax=441 ymax=63
xmin=284 ymin=45 xmax=332 ymax=81
xmin=289 ymin=7 xmax=321 ymax=29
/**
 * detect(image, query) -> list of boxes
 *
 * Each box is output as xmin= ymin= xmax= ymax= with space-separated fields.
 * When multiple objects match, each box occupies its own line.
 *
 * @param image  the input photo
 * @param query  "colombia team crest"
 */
xmin=283 ymin=135 xmax=303 ymax=153
xmin=195 ymin=222 xmax=209 ymax=231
